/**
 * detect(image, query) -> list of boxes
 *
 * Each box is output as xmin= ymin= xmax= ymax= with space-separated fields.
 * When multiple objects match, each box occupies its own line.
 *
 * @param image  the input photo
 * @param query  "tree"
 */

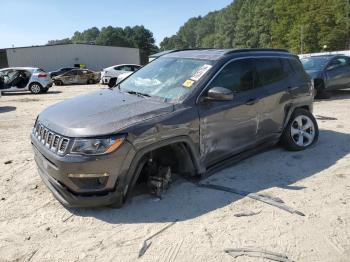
xmin=47 ymin=38 xmax=72 ymax=45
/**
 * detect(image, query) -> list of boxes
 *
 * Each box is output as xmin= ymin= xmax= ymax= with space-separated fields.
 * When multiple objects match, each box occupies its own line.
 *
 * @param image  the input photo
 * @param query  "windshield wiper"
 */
xmin=126 ymin=90 xmax=151 ymax=98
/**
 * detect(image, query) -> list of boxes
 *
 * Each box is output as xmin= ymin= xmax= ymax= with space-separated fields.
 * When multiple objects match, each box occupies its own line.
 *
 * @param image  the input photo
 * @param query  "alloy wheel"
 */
xmin=31 ymin=84 xmax=41 ymax=94
xmin=291 ymin=115 xmax=315 ymax=147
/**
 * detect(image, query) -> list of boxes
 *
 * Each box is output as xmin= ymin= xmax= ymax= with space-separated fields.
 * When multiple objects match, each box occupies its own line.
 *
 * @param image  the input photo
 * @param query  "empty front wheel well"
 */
xmin=136 ymin=142 xmax=197 ymax=184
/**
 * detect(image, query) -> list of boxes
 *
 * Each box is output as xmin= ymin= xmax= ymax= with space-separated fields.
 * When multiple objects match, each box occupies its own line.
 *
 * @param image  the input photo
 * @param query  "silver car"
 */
xmin=0 ymin=67 xmax=53 ymax=94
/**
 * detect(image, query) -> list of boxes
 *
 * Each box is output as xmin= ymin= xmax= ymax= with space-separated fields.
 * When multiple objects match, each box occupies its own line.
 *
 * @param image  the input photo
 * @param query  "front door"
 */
xmin=325 ymin=56 xmax=350 ymax=90
xmin=198 ymin=58 xmax=262 ymax=167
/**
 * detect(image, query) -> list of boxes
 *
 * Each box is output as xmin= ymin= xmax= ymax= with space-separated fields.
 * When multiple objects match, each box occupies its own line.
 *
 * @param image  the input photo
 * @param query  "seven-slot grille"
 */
xmin=33 ymin=122 xmax=70 ymax=155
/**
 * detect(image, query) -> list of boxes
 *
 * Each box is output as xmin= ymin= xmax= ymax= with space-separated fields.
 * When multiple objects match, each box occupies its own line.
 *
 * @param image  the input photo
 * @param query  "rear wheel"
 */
xmin=29 ymin=83 xmax=43 ymax=94
xmin=281 ymin=109 xmax=319 ymax=151
xmin=54 ymin=80 xmax=64 ymax=86
xmin=87 ymin=79 xmax=94 ymax=84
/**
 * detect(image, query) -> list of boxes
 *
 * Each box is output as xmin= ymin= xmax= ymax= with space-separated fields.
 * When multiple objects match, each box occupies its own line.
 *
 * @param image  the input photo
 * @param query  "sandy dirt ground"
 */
xmin=0 ymin=85 xmax=349 ymax=262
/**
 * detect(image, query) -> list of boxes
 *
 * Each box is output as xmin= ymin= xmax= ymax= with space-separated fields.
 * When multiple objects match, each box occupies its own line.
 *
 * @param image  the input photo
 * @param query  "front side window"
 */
xmin=207 ymin=59 xmax=254 ymax=93
xmin=119 ymin=57 xmax=214 ymax=102
xmin=255 ymin=58 xmax=285 ymax=86
xmin=64 ymin=70 xmax=77 ymax=76
xmin=328 ymin=57 xmax=350 ymax=69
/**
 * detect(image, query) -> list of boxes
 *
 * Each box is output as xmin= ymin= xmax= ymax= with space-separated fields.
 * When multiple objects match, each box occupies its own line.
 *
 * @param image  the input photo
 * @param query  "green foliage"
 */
xmin=47 ymin=38 xmax=72 ymax=45
xmin=47 ymin=25 xmax=158 ymax=64
xmin=160 ymin=0 xmax=350 ymax=54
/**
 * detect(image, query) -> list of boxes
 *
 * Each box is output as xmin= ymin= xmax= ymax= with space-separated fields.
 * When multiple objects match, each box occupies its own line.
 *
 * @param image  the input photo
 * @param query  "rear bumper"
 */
xmin=45 ymin=82 xmax=53 ymax=88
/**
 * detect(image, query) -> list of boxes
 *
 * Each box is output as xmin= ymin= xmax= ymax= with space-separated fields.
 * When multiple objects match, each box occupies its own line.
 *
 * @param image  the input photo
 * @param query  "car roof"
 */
xmin=0 ymin=67 xmax=39 ymax=71
xmin=111 ymin=64 xmax=141 ymax=67
xmin=162 ymin=48 xmax=291 ymax=61
xmin=302 ymin=54 xmax=344 ymax=59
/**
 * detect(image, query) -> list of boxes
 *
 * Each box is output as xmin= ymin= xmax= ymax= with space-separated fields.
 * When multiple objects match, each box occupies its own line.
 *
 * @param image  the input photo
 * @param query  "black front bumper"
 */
xmin=37 ymin=163 xmax=123 ymax=208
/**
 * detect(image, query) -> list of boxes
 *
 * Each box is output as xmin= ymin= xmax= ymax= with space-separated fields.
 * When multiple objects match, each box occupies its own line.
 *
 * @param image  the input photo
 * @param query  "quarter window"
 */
xmin=208 ymin=59 xmax=254 ymax=93
xmin=255 ymin=58 xmax=284 ymax=86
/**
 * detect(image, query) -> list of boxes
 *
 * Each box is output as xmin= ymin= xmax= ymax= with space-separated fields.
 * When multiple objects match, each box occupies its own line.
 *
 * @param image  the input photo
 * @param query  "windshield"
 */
xmin=301 ymin=57 xmax=330 ymax=70
xmin=118 ymin=57 xmax=214 ymax=102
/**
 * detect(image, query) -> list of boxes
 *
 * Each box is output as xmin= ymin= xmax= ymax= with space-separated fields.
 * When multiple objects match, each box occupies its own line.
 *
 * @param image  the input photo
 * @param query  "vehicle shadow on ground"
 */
xmin=315 ymin=89 xmax=350 ymax=101
xmin=0 ymin=106 xmax=16 ymax=113
xmin=2 ymin=91 xmax=62 ymax=96
xmin=71 ymin=129 xmax=350 ymax=224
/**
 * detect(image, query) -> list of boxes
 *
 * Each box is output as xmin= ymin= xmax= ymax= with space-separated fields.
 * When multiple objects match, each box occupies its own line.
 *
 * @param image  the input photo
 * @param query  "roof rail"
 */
xmin=226 ymin=48 xmax=290 ymax=54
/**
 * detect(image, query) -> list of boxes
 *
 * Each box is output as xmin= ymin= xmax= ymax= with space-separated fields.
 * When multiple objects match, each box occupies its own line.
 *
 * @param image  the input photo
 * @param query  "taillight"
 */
xmin=38 ymin=73 xmax=47 ymax=78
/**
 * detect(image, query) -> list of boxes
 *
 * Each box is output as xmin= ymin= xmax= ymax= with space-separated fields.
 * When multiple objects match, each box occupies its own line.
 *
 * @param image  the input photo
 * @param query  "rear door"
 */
xmin=325 ymin=56 xmax=350 ymax=90
xmin=253 ymin=57 xmax=293 ymax=138
xmin=62 ymin=70 xmax=77 ymax=84
xmin=198 ymin=58 xmax=263 ymax=166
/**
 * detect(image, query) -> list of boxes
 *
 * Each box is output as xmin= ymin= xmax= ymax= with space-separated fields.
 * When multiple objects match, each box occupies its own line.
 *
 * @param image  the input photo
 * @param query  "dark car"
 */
xmin=31 ymin=48 xmax=318 ymax=208
xmin=49 ymin=67 xmax=75 ymax=78
xmin=52 ymin=69 xmax=101 ymax=85
xmin=300 ymin=55 xmax=350 ymax=97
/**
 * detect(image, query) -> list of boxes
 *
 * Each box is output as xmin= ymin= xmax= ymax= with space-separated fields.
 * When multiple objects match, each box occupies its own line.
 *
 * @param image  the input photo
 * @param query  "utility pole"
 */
xmin=300 ymin=25 xmax=304 ymax=54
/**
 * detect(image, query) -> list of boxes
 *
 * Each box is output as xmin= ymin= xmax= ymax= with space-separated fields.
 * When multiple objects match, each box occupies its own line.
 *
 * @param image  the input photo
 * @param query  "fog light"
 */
xmin=67 ymin=173 xmax=109 ymax=178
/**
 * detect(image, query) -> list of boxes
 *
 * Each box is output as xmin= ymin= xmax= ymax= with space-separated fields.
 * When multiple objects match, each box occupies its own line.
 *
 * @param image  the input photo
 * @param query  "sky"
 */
xmin=0 ymin=0 xmax=232 ymax=49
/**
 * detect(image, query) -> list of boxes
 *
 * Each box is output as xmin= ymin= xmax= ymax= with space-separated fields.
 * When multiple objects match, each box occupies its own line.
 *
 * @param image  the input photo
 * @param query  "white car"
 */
xmin=101 ymin=64 xmax=141 ymax=86
xmin=0 ymin=67 xmax=53 ymax=94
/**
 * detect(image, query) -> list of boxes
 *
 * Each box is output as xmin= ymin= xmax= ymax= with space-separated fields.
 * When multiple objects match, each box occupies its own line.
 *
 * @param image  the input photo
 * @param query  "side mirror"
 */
xmin=205 ymin=87 xmax=234 ymax=101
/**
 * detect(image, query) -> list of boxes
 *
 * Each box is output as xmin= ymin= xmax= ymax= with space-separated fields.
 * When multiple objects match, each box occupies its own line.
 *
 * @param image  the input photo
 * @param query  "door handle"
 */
xmin=245 ymin=97 xmax=260 ymax=105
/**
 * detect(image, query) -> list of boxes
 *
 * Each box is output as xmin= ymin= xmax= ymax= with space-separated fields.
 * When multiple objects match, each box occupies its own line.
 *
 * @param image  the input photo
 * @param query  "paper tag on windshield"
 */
xmin=183 ymin=79 xmax=195 ymax=88
xmin=191 ymin=64 xmax=212 ymax=81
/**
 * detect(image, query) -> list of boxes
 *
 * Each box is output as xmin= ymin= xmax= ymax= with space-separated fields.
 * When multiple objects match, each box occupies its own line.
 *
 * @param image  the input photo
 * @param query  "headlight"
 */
xmin=71 ymin=136 xmax=125 ymax=155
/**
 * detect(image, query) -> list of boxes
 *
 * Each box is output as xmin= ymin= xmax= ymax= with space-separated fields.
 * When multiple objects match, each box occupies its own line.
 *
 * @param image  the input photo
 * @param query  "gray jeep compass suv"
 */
xmin=31 ymin=48 xmax=318 ymax=208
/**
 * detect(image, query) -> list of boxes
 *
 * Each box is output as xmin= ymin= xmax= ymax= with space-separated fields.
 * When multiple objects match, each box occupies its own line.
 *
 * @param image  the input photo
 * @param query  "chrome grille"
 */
xmin=33 ymin=122 xmax=70 ymax=155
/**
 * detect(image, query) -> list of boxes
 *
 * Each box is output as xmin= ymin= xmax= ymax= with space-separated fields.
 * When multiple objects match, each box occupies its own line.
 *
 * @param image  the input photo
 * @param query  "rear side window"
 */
xmin=208 ymin=59 xmax=254 ymax=93
xmin=289 ymin=58 xmax=309 ymax=81
xmin=255 ymin=58 xmax=284 ymax=86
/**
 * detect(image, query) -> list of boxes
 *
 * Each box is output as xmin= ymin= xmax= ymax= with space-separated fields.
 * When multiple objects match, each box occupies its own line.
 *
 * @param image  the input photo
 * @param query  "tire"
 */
xmin=87 ymin=79 xmax=94 ymax=85
xmin=108 ymin=78 xmax=117 ymax=88
xmin=314 ymin=80 xmax=330 ymax=99
xmin=54 ymin=80 xmax=63 ymax=86
xmin=281 ymin=108 xmax=319 ymax=151
xmin=29 ymin=83 xmax=43 ymax=94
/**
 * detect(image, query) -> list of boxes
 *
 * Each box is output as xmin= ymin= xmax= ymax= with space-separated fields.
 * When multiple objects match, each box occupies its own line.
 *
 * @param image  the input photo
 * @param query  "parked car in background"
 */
xmin=0 ymin=67 xmax=53 ymax=94
xmin=53 ymin=69 xmax=100 ymax=85
xmin=49 ymin=67 xmax=75 ymax=78
xmin=31 ymin=48 xmax=318 ymax=208
xmin=108 ymin=72 xmax=133 ymax=87
xmin=300 ymin=55 xmax=350 ymax=97
xmin=101 ymin=64 xmax=141 ymax=86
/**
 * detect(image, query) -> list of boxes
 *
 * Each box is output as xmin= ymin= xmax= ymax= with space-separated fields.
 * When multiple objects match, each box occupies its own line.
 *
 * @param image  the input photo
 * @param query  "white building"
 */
xmin=299 ymin=49 xmax=350 ymax=58
xmin=0 ymin=44 xmax=140 ymax=71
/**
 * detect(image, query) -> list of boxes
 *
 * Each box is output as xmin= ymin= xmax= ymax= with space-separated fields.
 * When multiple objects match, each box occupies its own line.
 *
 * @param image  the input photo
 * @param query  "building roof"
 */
xmin=3 ymin=43 xmax=139 ymax=51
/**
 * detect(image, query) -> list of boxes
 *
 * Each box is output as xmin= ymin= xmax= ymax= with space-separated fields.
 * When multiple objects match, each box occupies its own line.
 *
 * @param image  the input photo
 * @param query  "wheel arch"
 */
xmin=282 ymin=104 xmax=312 ymax=130
xmin=123 ymin=136 xmax=203 ymax=200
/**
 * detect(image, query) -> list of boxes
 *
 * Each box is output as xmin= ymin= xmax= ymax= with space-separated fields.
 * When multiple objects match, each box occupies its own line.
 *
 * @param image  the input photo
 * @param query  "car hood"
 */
xmin=305 ymin=69 xmax=322 ymax=79
xmin=38 ymin=89 xmax=174 ymax=137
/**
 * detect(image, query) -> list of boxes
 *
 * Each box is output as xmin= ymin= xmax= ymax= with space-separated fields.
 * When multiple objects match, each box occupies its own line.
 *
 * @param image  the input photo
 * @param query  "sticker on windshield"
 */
xmin=182 ymin=79 xmax=195 ymax=88
xmin=191 ymin=64 xmax=212 ymax=81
